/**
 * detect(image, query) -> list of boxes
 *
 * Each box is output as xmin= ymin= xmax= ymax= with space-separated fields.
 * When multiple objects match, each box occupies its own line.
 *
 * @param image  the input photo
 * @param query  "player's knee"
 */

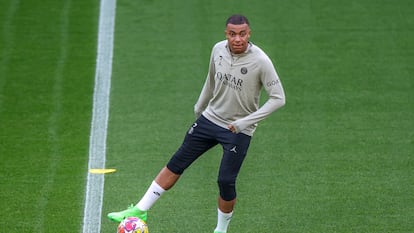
xmin=217 ymin=177 xmax=237 ymax=201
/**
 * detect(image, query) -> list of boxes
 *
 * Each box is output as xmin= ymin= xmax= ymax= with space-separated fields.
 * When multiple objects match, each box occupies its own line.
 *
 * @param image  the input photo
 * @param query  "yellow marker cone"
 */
xmin=89 ymin=168 xmax=117 ymax=174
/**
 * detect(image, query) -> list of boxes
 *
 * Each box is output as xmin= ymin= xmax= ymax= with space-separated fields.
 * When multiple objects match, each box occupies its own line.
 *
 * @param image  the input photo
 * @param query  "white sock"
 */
xmin=214 ymin=208 xmax=233 ymax=233
xmin=135 ymin=181 xmax=165 ymax=211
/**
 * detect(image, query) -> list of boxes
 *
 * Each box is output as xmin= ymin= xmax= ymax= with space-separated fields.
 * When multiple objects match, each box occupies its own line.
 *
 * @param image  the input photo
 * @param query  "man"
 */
xmin=108 ymin=14 xmax=285 ymax=233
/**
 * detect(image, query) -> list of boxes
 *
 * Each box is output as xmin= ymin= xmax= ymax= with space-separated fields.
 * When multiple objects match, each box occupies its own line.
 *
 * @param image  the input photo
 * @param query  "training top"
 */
xmin=194 ymin=40 xmax=286 ymax=136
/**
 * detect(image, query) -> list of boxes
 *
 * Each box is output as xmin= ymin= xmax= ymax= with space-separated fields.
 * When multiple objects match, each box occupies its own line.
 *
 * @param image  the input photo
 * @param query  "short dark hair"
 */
xmin=226 ymin=14 xmax=250 ymax=26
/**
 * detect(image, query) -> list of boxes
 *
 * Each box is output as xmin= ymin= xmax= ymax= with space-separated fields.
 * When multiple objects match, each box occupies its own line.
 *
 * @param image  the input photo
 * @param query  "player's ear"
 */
xmin=224 ymin=29 xmax=229 ymax=39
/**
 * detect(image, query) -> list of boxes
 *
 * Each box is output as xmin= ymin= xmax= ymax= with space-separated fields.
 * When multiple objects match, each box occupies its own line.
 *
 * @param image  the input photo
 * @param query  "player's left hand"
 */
xmin=228 ymin=124 xmax=236 ymax=133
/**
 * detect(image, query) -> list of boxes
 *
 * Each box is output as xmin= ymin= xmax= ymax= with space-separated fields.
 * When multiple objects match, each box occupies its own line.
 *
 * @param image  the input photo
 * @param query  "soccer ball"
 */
xmin=117 ymin=217 xmax=149 ymax=233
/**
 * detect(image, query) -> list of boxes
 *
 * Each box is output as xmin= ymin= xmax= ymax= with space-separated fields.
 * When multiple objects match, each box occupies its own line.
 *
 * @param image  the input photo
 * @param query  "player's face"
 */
xmin=225 ymin=23 xmax=251 ymax=54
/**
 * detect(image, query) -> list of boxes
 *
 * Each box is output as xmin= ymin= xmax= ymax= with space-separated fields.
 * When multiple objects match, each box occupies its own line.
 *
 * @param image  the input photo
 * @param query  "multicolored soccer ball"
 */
xmin=117 ymin=217 xmax=149 ymax=233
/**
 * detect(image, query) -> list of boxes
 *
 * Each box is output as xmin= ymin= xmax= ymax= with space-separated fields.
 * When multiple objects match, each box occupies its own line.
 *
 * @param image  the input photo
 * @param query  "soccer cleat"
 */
xmin=214 ymin=231 xmax=225 ymax=233
xmin=107 ymin=204 xmax=147 ymax=223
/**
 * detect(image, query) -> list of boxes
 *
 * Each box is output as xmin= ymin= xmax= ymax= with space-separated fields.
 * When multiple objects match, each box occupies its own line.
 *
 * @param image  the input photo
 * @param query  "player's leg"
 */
xmin=107 ymin=166 xmax=180 ymax=223
xmin=108 ymin=116 xmax=217 ymax=223
xmin=214 ymin=131 xmax=251 ymax=233
xmin=154 ymin=166 xmax=181 ymax=190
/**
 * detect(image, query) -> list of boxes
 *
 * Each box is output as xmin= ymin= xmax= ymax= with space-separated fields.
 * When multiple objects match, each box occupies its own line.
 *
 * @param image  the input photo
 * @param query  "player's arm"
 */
xmin=231 ymin=58 xmax=285 ymax=133
xmin=194 ymin=50 xmax=216 ymax=118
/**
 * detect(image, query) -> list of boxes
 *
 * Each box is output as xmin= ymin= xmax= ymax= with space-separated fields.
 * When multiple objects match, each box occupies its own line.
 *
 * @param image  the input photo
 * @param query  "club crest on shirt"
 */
xmin=241 ymin=67 xmax=248 ymax=74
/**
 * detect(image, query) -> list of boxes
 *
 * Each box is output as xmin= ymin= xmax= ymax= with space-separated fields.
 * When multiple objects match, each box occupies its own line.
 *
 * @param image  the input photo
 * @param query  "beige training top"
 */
xmin=194 ymin=40 xmax=286 ymax=136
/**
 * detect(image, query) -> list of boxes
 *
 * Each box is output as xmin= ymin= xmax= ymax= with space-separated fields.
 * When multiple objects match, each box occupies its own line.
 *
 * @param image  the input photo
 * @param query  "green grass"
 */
xmin=1 ymin=0 xmax=413 ymax=232
xmin=0 ymin=0 xmax=97 ymax=232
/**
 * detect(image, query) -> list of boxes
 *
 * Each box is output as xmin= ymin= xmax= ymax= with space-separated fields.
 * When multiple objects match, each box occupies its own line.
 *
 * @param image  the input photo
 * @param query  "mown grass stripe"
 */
xmin=0 ymin=0 xmax=20 ymax=121
xmin=34 ymin=1 xmax=71 ymax=231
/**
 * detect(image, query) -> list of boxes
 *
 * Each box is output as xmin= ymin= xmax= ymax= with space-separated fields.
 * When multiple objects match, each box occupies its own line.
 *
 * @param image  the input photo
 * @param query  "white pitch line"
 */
xmin=82 ymin=0 xmax=116 ymax=232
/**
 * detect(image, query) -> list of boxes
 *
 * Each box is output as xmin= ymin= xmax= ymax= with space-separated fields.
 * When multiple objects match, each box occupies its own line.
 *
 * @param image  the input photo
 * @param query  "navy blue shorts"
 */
xmin=166 ymin=115 xmax=251 ymax=200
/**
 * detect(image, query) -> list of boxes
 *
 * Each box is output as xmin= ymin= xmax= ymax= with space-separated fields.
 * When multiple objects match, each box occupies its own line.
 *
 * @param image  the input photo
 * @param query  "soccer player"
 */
xmin=108 ymin=14 xmax=286 ymax=233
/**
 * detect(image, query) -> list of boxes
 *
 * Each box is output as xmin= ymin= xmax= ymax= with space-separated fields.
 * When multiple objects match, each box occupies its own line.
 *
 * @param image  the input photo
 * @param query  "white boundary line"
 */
xmin=82 ymin=0 xmax=116 ymax=232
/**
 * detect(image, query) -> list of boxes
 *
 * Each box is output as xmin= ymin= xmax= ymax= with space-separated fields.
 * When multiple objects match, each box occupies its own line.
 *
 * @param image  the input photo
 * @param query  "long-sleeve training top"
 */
xmin=194 ymin=40 xmax=286 ymax=136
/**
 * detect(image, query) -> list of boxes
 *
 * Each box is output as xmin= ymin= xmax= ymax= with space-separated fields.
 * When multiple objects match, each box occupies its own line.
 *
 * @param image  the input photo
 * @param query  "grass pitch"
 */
xmin=0 ymin=0 xmax=97 ymax=232
xmin=1 ymin=0 xmax=413 ymax=232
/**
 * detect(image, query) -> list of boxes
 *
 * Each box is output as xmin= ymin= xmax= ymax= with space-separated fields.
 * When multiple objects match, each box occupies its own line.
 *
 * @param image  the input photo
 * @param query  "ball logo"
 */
xmin=124 ymin=220 xmax=137 ymax=231
xmin=241 ymin=67 xmax=248 ymax=74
